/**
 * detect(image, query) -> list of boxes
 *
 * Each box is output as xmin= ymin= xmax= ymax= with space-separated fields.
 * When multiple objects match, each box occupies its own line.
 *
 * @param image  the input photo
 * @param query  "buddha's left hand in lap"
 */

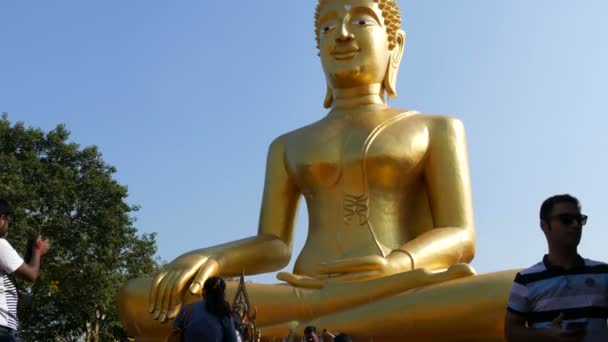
xmin=278 ymin=250 xmax=413 ymax=288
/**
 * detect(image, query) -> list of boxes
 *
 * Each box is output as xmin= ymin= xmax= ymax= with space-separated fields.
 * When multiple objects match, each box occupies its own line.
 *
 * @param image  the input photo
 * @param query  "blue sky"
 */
xmin=1 ymin=1 xmax=606 ymax=284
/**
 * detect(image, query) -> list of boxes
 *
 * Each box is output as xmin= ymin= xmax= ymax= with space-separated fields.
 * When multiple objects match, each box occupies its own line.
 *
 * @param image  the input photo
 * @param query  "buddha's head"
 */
xmin=315 ymin=0 xmax=405 ymax=108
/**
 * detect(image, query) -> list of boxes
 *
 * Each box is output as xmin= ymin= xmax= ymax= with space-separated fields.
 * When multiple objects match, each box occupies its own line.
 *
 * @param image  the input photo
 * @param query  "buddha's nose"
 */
xmin=337 ymin=22 xmax=354 ymax=41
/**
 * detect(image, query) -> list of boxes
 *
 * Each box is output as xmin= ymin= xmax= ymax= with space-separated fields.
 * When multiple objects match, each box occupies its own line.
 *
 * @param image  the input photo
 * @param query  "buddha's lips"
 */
xmin=332 ymin=49 xmax=360 ymax=60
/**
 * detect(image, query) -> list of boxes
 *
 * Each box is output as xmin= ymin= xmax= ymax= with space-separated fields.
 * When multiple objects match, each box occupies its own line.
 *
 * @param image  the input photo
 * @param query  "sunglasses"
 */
xmin=549 ymin=213 xmax=588 ymax=226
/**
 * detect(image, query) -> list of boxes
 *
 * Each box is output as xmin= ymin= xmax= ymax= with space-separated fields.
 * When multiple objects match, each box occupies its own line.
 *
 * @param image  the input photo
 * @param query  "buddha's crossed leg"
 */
xmin=119 ymin=264 xmax=513 ymax=341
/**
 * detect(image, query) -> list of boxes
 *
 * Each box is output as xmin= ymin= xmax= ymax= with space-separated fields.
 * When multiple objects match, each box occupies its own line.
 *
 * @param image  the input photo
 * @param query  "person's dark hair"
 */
xmin=304 ymin=326 xmax=317 ymax=335
xmin=334 ymin=333 xmax=352 ymax=342
xmin=539 ymin=194 xmax=581 ymax=221
xmin=203 ymin=276 xmax=231 ymax=318
xmin=0 ymin=199 xmax=14 ymax=218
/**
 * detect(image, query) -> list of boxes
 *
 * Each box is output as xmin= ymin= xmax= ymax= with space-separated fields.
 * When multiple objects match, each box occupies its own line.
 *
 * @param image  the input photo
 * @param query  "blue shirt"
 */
xmin=174 ymin=300 xmax=238 ymax=342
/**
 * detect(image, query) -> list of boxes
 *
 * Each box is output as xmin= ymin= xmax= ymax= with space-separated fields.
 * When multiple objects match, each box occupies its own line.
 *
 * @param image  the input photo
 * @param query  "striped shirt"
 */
xmin=507 ymin=254 xmax=608 ymax=333
xmin=0 ymin=238 xmax=23 ymax=331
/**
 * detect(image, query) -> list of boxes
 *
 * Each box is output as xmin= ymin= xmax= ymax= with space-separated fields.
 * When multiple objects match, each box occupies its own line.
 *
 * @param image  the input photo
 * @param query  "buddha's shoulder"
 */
xmin=410 ymin=113 xmax=467 ymax=135
xmin=267 ymin=113 xmax=467 ymax=150
xmin=404 ymin=111 xmax=462 ymax=123
xmin=375 ymin=109 xmax=466 ymax=133
xmin=265 ymin=120 xmax=322 ymax=153
xmin=272 ymin=119 xmax=328 ymax=143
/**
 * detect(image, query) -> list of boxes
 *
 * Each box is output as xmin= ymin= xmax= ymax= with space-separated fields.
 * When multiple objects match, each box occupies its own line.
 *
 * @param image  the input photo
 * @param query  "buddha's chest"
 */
xmin=286 ymin=115 xmax=429 ymax=193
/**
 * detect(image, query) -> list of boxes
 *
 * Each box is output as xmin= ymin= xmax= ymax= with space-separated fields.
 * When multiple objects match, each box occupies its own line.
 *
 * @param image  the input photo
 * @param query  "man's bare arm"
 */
xmin=14 ymin=238 xmax=49 ymax=282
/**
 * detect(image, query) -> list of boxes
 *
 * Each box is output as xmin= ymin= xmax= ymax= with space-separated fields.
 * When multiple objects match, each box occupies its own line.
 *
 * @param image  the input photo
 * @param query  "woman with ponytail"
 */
xmin=173 ymin=276 xmax=238 ymax=342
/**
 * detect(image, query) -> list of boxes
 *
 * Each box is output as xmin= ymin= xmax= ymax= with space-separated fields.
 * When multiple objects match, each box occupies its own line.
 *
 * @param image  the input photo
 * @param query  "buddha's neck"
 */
xmin=331 ymin=84 xmax=387 ymax=111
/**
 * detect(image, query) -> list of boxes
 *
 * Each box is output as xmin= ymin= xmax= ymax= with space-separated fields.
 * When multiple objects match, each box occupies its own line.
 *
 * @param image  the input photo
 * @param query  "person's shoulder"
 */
xmin=583 ymin=257 xmax=607 ymax=265
xmin=0 ymin=238 xmax=12 ymax=248
xmin=513 ymin=260 xmax=546 ymax=284
xmin=190 ymin=299 xmax=205 ymax=311
xmin=0 ymin=238 xmax=23 ymax=273
xmin=519 ymin=260 xmax=546 ymax=274
xmin=583 ymin=258 xmax=608 ymax=269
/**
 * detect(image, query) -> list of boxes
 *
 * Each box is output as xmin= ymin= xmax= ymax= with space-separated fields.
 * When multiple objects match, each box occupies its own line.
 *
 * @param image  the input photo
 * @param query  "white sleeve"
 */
xmin=0 ymin=238 xmax=24 ymax=273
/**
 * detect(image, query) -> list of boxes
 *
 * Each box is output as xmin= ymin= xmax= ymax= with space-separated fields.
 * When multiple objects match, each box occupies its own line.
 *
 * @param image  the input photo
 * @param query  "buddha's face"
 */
xmin=317 ymin=0 xmax=392 ymax=89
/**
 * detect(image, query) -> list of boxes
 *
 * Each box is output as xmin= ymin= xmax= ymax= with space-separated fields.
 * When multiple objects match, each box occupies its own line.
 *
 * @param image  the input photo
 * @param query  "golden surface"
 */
xmin=118 ymin=0 xmax=515 ymax=340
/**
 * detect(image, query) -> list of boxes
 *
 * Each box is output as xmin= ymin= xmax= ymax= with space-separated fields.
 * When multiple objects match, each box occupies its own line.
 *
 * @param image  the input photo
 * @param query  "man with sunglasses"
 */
xmin=504 ymin=194 xmax=608 ymax=342
xmin=0 ymin=199 xmax=50 ymax=342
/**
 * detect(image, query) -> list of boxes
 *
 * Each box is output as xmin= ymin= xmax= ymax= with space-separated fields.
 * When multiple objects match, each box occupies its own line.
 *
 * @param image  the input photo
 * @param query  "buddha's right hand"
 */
xmin=148 ymin=251 xmax=223 ymax=322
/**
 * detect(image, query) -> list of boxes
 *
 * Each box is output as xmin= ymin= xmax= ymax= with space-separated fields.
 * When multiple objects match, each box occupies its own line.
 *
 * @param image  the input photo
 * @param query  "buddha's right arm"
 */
xmin=197 ymin=135 xmax=300 ymax=277
xmin=224 ymin=134 xmax=300 ymax=274
xmin=149 ymin=135 xmax=300 ymax=321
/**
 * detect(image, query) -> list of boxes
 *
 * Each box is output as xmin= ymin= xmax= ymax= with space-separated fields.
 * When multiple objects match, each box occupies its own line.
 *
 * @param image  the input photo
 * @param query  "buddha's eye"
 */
xmin=351 ymin=14 xmax=377 ymax=26
xmin=320 ymin=19 xmax=337 ymax=35
xmin=322 ymin=25 xmax=336 ymax=34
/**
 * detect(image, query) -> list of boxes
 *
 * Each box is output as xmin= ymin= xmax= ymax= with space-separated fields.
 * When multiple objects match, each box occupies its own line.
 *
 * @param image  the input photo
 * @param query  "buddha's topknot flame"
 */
xmin=315 ymin=0 xmax=402 ymax=50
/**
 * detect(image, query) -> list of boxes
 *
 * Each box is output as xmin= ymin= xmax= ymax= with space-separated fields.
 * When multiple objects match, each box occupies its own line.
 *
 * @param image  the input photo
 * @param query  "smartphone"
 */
xmin=565 ymin=321 xmax=588 ymax=330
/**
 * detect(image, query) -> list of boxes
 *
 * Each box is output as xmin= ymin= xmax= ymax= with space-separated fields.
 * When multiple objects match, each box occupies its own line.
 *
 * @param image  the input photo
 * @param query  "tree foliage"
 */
xmin=0 ymin=113 xmax=159 ymax=341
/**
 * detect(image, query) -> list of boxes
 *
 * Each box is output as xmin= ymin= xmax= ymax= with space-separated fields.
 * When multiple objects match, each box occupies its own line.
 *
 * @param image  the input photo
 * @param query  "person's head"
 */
xmin=304 ymin=325 xmax=319 ymax=342
xmin=539 ymin=194 xmax=586 ymax=250
xmin=202 ymin=276 xmax=231 ymax=317
xmin=0 ymin=199 xmax=14 ymax=238
xmin=334 ymin=333 xmax=353 ymax=342
xmin=315 ymin=0 xmax=406 ymax=107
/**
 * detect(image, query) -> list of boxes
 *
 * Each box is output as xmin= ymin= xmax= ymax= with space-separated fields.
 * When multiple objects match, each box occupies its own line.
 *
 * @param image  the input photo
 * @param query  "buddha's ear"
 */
xmin=323 ymin=84 xmax=333 ymax=108
xmin=384 ymin=30 xmax=406 ymax=99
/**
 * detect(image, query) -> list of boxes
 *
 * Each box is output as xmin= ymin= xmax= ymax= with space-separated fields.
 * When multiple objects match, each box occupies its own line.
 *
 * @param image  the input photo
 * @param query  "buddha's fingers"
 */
xmin=413 ymin=263 xmax=476 ymax=288
xmin=443 ymin=263 xmax=476 ymax=279
xmin=189 ymin=258 xmax=220 ymax=295
xmin=167 ymin=271 xmax=188 ymax=320
xmin=159 ymin=272 xmax=178 ymax=322
xmin=149 ymin=271 xmax=167 ymax=313
xmin=320 ymin=263 xmax=477 ymax=305
xmin=324 ymin=270 xmax=378 ymax=282
xmin=319 ymin=255 xmax=386 ymax=274
xmin=277 ymin=272 xmax=326 ymax=289
xmin=153 ymin=273 xmax=173 ymax=320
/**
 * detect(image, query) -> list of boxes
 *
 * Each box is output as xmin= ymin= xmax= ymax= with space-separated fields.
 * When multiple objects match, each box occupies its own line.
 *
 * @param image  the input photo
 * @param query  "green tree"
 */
xmin=0 ymin=113 xmax=160 ymax=341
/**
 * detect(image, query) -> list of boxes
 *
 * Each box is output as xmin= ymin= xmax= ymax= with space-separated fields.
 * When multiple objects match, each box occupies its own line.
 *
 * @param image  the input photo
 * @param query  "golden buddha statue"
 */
xmin=119 ymin=0 xmax=518 ymax=340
